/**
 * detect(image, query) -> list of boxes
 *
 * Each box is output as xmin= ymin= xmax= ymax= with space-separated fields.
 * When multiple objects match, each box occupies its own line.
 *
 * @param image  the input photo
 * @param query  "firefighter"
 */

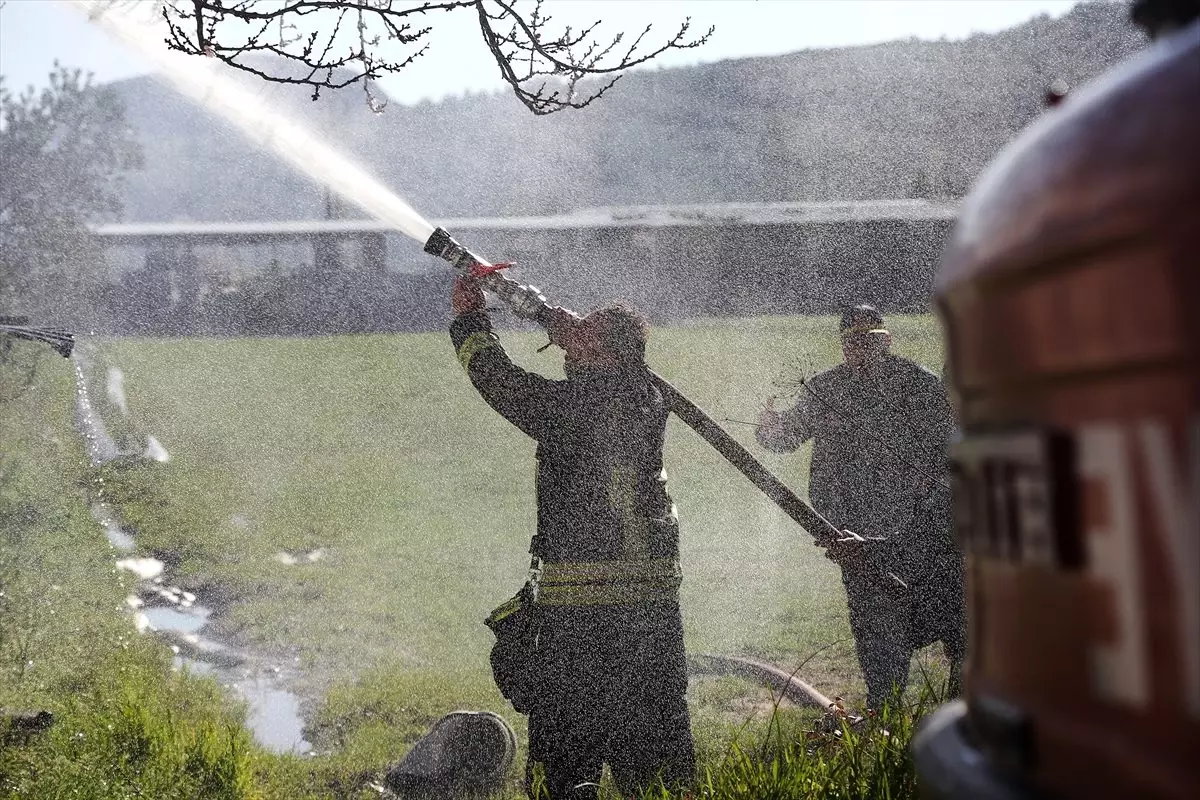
xmin=449 ymin=276 xmax=695 ymax=799
xmin=756 ymin=304 xmax=964 ymax=710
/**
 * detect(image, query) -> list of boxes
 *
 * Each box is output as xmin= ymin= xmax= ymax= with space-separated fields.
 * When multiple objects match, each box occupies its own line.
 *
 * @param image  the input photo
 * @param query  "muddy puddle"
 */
xmin=73 ymin=350 xmax=312 ymax=754
xmin=144 ymin=604 xmax=211 ymax=634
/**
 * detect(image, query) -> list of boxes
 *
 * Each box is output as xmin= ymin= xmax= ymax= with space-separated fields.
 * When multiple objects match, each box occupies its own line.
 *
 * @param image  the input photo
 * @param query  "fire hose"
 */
xmin=423 ymin=227 xmax=884 ymax=562
xmin=0 ymin=319 xmax=75 ymax=359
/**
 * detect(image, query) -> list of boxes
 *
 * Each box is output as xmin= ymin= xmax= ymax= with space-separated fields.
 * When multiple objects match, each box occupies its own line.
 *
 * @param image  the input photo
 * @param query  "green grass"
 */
xmin=94 ymin=315 xmax=944 ymax=697
xmin=0 ymin=342 xmax=262 ymax=799
xmin=2 ymin=315 xmax=948 ymax=798
xmin=685 ymin=691 xmax=935 ymax=800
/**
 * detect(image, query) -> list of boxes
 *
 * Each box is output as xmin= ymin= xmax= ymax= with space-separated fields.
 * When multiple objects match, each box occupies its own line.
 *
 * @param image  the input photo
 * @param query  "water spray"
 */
xmin=70 ymin=1 xmax=860 ymax=554
xmin=68 ymin=0 xmax=434 ymax=245
xmin=421 ymin=231 xmax=855 ymax=551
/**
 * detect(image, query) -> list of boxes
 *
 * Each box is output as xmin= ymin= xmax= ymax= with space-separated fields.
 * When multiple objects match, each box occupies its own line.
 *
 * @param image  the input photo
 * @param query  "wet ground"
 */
xmin=75 ymin=351 xmax=313 ymax=754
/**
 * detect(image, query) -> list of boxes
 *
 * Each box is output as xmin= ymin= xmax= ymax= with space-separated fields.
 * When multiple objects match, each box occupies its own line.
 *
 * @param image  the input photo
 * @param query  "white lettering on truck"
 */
xmin=1138 ymin=419 xmax=1200 ymax=719
xmin=955 ymin=416 xmax=1199 ymax=715
xmin=1079 ymin=425 xmax=1150 ymax=709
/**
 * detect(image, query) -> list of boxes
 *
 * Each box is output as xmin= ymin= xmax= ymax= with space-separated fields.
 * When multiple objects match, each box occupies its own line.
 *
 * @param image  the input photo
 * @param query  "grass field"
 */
xmin=94 ymin=314 xmax=946 ymax=699
xmin=3 ymin=314 xmax=948 ymax=798
xmin=1 ymin=342 xmax=265 ymax=799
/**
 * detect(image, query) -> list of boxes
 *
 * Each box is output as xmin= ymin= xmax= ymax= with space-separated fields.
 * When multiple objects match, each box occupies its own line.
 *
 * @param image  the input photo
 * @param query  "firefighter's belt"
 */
xmin=536 ymin=558 xmax=682 ymax=606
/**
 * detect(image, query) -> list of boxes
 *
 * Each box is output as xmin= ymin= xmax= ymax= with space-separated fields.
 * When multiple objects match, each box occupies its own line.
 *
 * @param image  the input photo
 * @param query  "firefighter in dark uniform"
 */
xmin=449 ymin=276 xmax=695 ymax=799
xmin=756 ymin=304 xmax=964 ymax=710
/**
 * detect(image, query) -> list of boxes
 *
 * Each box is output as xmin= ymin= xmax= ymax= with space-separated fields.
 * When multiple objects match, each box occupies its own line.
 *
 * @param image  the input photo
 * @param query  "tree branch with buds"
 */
xmin=156 ymin=0 xmax=712 ymax=113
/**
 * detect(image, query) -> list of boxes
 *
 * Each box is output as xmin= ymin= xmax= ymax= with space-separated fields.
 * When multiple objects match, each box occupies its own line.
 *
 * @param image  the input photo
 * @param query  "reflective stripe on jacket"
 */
xmin=537 ymin=558 xmax=682 ymax=606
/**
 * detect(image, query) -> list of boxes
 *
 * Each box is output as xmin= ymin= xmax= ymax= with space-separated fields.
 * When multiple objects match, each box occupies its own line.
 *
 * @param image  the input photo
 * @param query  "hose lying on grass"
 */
xmin=688 ymin=653 xmax=835 ymax=709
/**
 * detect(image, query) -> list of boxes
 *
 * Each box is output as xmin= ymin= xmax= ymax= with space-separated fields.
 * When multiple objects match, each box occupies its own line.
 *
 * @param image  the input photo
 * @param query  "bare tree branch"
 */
xmin=152 ymin=0 xmax=713 ymax=113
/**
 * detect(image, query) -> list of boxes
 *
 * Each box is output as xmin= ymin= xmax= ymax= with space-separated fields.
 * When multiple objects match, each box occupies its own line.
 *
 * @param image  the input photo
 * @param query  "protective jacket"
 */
xmin=757 ymin=354 xmax=957 ymax=584
xmin=451 ymin=309 xmax=695 ymax=797
xmin=451 ymin=310 xmax=682 ymax=604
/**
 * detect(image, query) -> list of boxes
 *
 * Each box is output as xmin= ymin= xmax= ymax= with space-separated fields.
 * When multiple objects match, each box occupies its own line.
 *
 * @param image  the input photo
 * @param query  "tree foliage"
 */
xmin=154 ymin=0 xmax=712 ymax=114
xmin=0 ymin=65 xmax=142 ymax=321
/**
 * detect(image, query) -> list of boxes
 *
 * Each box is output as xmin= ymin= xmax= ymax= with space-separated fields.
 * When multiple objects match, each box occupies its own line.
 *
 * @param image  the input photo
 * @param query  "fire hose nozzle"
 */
xmin=0 ymin=321 xmax=75 ymax=359
xmin=425 ymin=227 xmax=552 ymax=326
xmin=424 ymin=227 xmax=480 ymax=273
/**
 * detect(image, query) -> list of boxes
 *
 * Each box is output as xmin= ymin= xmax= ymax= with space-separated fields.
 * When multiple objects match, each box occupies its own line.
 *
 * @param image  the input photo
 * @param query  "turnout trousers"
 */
xmin=525 ymin=600 xmax=695 ymax=799
xmin=845 ymin=568 xmax=966 ymax=710
xmin=846 ymin=576 xmax=915 ymax=711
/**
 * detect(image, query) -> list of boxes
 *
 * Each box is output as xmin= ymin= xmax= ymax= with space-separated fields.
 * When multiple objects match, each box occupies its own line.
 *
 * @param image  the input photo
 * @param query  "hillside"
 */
xmin=107 ymin=1 xmax=1145 ymax=223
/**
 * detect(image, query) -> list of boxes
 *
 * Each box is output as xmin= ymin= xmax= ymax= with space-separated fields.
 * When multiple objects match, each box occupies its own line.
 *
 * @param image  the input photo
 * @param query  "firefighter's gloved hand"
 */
xmin=758 ymin=397 xmax=785 ymax=438
xmin=546 ymin=306 xmax=584 ymax=349
xmin=823 ymin=530 xmax=881 ymax=567
xmin=452 ymin=276 xmax=485 ymax=316
xmin=824 ymin=533 xmax=865 ymax=566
